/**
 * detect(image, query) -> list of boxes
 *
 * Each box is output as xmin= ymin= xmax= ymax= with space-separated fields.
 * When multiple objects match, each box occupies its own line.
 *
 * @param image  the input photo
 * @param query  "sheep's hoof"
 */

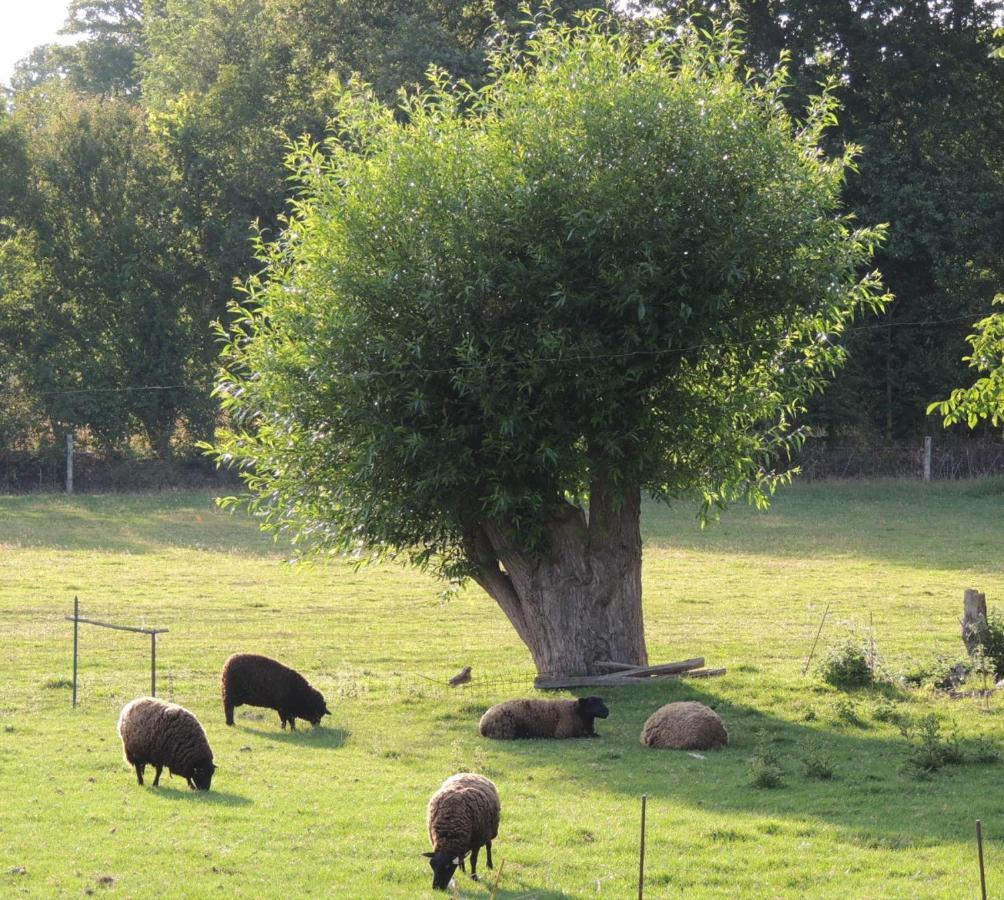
xmin=471 ymin=874 xmax=479 ymax=882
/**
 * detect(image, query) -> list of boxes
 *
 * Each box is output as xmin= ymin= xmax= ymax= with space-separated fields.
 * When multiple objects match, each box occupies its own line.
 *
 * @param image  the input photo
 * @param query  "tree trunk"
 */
xmin=467 ymin=479 xmax=648 ymax=676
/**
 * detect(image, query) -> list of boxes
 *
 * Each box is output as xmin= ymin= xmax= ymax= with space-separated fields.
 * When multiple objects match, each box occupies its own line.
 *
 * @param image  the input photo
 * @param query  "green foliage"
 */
xmin=833 ymin=697 xmax=867 ymax=728
xmin=0 ymin=88 xmax=211 ymax=453
xmin=802 ymin=747 xmax=836 ymax=780
xmin=929 ymin=295 xmax=1004 ymax=431
xmin=965 ymin=606 xmax=1004 ymax=681
xmin=818 ymin=640 xmax=875 ymax=689
xmin=212 ymin=12 xmax=888 ymax=577
xmin=903 ymin=715 xmax=964 ymax=779
xmin=748 ymin=738 xmax=785 ymax=789
xmin=969 ymin=736 xmax=1001 ymax=765
xmin=640 ymin=0 xmax=1004 ymax=440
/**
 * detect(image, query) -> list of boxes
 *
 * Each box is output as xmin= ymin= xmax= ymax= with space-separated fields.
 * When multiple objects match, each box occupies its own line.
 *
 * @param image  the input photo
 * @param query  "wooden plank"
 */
xmin=593 ymin=658 xmax=704 ymax=677
xmin=534 ymin=666 xmax=726 ymax=690
xmin=678 ymin=667 xmax=727 ymax=679
xmin=622 ymin=658 xmax=705 ymax=678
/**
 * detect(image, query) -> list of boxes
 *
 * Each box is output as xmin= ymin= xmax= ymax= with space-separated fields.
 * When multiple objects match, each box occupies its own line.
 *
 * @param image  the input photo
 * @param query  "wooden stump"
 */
xmin=963 ymin=588 xmax=988 ymax=656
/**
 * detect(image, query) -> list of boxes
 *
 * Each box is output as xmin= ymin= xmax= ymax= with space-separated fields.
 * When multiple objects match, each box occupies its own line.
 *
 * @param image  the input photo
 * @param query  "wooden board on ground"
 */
xmin=594 ymin=658 xmax=704 ymax=677
xmin=534 ymin=667 xmax=726 ymax=690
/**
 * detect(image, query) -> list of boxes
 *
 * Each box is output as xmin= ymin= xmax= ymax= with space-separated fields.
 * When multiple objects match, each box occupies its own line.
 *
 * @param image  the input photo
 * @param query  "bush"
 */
xmin=903 ymin=715 xmax=963 ymax=778
xmin=803 ymin=749 xmax=836 ymax=780
xmin=819 ymin=640 xmax=875 ymax=689
xmin=968 ymin=608 xmax=1004 ymax=680
xmin=748 ymin=737 xmax=785 ymax=789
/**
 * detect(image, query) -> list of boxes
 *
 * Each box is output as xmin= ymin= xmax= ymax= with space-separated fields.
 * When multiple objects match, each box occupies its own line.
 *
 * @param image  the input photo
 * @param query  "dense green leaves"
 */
xmin=929 ymin=297 xmax=1004 ymax=428
xmin=0 ymin=89 xmax=209 ymax=452
xmin=212 ymin=15 xmax=888 ymax=575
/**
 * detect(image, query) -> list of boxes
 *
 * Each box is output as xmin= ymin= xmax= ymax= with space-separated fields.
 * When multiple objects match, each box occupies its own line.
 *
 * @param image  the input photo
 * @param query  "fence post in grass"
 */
xmin=638 ymin=794 xmax=647 ymax=899
xmin=151 ymin=632 xmax=157 ymax=697
xmin=963 ymin=589 xmax=989 ymax=657
xmin=65 ymin=432 xmax=74 ymax=494
xmin=923 ymin=435 xmax=932 ymax=482
xmin=802 ymin=600 xmax=832 ymax=676
xmin=71 ymin=596 xmax=79 ymax=708
xmin=977 ymin=820 xmax=987 ymax=900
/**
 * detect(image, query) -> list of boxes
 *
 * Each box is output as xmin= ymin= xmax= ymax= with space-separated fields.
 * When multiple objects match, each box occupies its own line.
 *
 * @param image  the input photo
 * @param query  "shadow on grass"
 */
xmin=237 ymin=724 xmax=350 ymax=749
xmin=145 ymin=786 xmax=252 ymax=806
xmin=640 ymin=481 xmax=1004 ymax=572
xmin=0 ymin=492 xmax=284 ymax=557
xmin=472 ymin=680 xmax=1004 ymax=849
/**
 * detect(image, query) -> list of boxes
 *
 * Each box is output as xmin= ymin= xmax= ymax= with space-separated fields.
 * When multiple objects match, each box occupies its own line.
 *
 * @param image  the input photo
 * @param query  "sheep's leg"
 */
xmin=289 ymin=717 xmax=297 ymax=732
xmin=134 ymin=764 xmax=144 ymax=786
xmin=153 ymin=765 xmax=163 ymax=787
xmin=486 ymin=841 xmax=493 ymax=870
xmin=279 ymin=711 xmax=287 ymax=729
xmin=459 ymin=856 xmax=466 ymax=873
xmin=224 ymin=701 xmax=235 ymax=726
xmin=470 ymin=846 xmax=481 ymax=881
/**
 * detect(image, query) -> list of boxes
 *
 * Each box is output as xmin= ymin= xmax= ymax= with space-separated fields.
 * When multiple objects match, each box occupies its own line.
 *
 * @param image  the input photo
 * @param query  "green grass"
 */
xmin=1 ymin=480 xmax=1003 ymax=897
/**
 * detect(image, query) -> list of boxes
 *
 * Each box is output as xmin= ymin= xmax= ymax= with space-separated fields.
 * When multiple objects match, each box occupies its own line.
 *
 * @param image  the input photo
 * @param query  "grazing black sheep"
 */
xmin=479 ymin=696 xmax=609 ymax=739
xmin=221 ymin=653 xmax=330 ymax=730
xmin=117 ymin=697 xmax=216 ymax=790
xmin=425 ymin=773 xmax=500 ymax=890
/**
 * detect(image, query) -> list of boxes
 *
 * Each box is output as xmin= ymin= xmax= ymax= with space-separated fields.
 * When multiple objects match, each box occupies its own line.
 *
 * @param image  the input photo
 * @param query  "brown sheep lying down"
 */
xmin=641 ymin=701 xmax=729 ymax=751
xmin=118 ymin=697 xmax=216 ymax=790
xmin=425 ymin=773 xmax=500 ymax=891
xmin=479 ymin=696 xmax=609 ymax=739
xmin=221 ymin=653 xmax=330 ymax=730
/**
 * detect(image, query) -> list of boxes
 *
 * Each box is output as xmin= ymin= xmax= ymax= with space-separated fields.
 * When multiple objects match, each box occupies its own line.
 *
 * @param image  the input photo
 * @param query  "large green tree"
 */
xmin=212 ymin=16 xmax=888 ymax=675
xmin=635 ymin=0 xmax=1004 ymax=439
xmin=0 ymin=88 xmax=207 ymax=453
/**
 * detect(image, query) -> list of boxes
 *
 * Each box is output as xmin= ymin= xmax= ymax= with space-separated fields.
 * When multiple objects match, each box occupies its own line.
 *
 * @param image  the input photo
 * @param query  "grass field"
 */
xmin=2 ymin=479 xmax=1004 ymax=898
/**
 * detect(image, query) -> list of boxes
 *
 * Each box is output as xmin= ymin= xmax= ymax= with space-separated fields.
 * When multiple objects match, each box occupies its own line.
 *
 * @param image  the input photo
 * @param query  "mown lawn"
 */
xmin=1 ymin=479 xmax=1003 ymax=898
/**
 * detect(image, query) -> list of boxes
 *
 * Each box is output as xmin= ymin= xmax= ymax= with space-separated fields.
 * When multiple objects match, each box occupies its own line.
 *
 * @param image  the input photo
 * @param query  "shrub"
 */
xmin=903 ymin=715 xmax=963 ymax=778
xmin=969 ymin=735 xmax=1001 ymax=765
xmin=819 ymin=640 xmax=875 ymax=689
xmin=748 ymin=737 xmax=785 ymax=789
xmin=968 ymin=608 xmax=1004 ymax=680
xmin=833 ymin=697 xmax=867 ymax=728
xmin=803 ymin=749 xmax=836 ymax=780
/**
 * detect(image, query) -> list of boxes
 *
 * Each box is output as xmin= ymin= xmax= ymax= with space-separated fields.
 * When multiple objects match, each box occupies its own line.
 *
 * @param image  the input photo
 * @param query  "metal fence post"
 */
xmin=72 ymin=596 xmax=79 ymax=708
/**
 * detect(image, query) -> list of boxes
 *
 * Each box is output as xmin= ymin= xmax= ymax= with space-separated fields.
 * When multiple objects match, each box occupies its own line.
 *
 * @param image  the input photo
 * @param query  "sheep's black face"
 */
xmin=304 ymin=692 xmax=331 ymax=727
xmin=578 ymin=696 xmax=609 ymax=720
xmin=190 ymin=761 xmax=216 ymax=791
xmin=424 ymin=851 xmax=459 ymax=890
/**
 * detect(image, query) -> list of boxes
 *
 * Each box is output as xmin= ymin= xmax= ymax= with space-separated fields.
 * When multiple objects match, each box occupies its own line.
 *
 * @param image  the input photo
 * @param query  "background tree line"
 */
xmin=0 ymin=0 xmax=1001 ymax=463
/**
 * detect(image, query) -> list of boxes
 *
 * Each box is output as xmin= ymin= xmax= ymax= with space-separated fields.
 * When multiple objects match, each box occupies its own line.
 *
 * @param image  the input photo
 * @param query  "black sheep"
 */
xmin=221 ymin=653 xmax=330 ymax=730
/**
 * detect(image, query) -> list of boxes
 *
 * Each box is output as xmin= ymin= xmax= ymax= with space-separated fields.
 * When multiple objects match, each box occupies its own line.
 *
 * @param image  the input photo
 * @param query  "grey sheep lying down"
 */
xmin=425 ymin=773 xmax=500 ymax=891
xmin=118 ymin=697 xmax=216 ymax=790
xmin=479 ymin=696 xmax=609 ymax=739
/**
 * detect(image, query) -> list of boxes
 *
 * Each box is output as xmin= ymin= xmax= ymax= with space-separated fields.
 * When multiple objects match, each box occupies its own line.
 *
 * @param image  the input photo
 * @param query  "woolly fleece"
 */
xmin=640 ymin=701 xmax=728 ymax=751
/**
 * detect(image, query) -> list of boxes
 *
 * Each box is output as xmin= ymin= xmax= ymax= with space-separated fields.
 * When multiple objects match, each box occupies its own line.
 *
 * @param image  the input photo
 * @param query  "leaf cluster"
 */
xmin=210 ymin=13 xmax=888 ymax=574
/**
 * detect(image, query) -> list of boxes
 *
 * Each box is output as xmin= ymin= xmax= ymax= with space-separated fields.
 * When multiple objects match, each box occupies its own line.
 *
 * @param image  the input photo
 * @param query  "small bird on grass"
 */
xmin=448 ymin=666 xmax=472 ymax=687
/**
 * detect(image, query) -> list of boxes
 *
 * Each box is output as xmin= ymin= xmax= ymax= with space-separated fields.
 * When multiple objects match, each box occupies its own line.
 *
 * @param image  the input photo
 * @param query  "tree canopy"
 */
xmin=211 ymin=14 xmax=888 ymax=670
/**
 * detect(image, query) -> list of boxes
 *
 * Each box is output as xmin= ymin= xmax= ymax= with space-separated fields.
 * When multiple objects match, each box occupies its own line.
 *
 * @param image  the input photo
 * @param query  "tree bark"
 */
xmin=468 ymin=479 xmax=648 ymax=676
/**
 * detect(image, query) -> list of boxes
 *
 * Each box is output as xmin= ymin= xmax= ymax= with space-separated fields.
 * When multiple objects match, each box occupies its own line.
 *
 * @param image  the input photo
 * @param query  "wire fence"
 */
xmin=0 ymin=594 xmax=970 ymax=718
